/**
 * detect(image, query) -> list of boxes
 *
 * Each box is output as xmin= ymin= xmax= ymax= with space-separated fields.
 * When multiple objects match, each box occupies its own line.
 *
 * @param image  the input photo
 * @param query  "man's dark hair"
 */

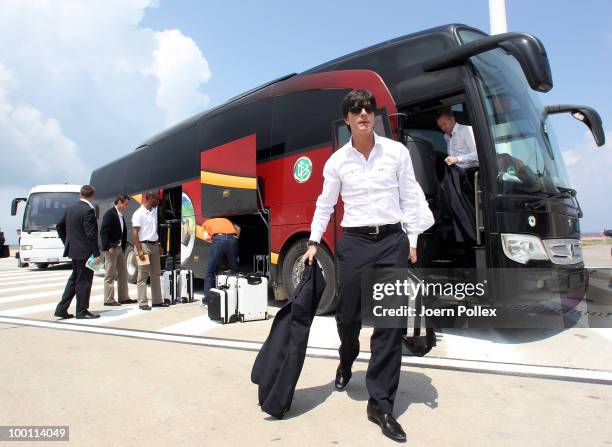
xmin=341 ymin=89 xmax=377 ymax=118
xmin=80 ymin=185 xmax=95 ymax=198
xmin=114 ymin=194 xmax=130 ymax=205
xmin=435 ymin=108 xmax=454 ymax=120
xmin=144 ymin=191 xmax=159 ymax=201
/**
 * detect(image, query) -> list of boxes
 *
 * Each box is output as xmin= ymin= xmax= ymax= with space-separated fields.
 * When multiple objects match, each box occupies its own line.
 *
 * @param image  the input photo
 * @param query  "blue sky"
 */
xmin=1 ymin=0 xmax=610 ymax=242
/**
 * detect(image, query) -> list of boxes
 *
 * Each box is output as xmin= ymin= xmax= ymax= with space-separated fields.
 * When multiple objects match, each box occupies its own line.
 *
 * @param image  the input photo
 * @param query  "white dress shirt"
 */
xmin=115 ymin=205 xmax=124 ymax=247
xmin=444 ymin=123 xmax=479 ymax=169
xmin=80 ymin=198 xmax=95 ymax=210
xmin=309 ymin=133 xmax=434 ymax=247
xmin=132 ymin=205 xmax=158 ymax=242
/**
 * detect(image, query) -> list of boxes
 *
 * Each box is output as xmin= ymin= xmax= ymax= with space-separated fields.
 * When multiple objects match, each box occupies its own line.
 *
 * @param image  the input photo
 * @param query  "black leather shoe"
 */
xmin=54 ymin=312 xmax=74 ymax=320
xmin=334 ymin=366 xmax=352 ymax=391
xmin=76 ymin=312 xmax=100 ymax=319
xmin=152 ymin=302 xmax=170 ymax=308
xmin=139 ymin=305 xmax=151 ymax=311
xmin=367 ymin=405 xmax=406 ymax=443
xmin=119 ymin=299 xmax=137 ymax=304
xmin=104 ymin=302 xmax=121 ymax=306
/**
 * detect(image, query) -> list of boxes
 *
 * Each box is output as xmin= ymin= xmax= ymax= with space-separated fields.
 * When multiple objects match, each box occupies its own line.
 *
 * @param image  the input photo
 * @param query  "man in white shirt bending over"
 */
xmin=436 ymin=108 xmax=479 ymax=169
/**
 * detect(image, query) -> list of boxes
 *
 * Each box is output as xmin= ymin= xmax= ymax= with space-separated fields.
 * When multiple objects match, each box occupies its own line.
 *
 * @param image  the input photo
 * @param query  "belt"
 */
xmin=141 ymin=240 xmax=159 ymax=245
xmin=344 ymin=222 xmax=402 ymax=236
xmin=213 ymin=233 xmax=237 ymax=238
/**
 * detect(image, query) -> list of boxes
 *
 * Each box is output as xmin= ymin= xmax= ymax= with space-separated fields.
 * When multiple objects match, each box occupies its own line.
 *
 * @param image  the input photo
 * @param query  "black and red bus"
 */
xmin=90 ymin=24 xmax=605 ymax=315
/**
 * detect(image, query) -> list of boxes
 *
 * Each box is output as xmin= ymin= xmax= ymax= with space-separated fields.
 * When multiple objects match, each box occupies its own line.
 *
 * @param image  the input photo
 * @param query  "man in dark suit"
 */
xmin=100 ymin=194 xmax=136 ymax=306
xmin=54 ymin=185 xmax=102 ymax=319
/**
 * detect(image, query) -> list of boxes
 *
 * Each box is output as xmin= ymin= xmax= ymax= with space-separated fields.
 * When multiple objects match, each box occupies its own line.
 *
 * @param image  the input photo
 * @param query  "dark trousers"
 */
xmin=336 ymin=229 xmax=410 ymax=415
xmin=56 ymin=259 xmax=94 ymax=316
xmin=203 ymin=235 xmax=239 ymax=302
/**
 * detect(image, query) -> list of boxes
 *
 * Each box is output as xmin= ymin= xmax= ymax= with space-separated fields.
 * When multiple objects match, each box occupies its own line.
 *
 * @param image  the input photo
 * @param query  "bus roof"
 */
xmin=127 ymin=23 xmax=474 ymax=152
xmin=28 ymin=184 xmax=82 ymax=195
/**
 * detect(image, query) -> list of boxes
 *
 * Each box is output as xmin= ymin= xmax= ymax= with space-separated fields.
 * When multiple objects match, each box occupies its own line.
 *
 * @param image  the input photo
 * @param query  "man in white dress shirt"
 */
xmin=303 ymin=89 xmax=434 ymax=442
xmin=435 ymin=108 xmax=479 ymax=168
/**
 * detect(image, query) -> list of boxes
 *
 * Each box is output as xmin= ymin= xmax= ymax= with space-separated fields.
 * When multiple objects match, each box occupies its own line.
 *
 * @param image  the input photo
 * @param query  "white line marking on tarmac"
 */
xmin=0 ymin=275 xmax=73 ymax=287
xmin=0 ymin=280 xmax=73 ymax=294
xmin=158 ymin=314 xmax=220 ymax=335
xmin=0 ymin=284 xmax=105 ymax=304
xmin=1 ymin=316 xmax=610 ymax=385
xmin=0 ymin=271 xmax=73 ymax=282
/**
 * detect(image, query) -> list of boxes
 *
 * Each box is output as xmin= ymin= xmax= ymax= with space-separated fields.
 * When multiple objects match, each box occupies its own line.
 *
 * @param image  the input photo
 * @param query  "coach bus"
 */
xmin=90 ymin=24 xmax=605 ymax=315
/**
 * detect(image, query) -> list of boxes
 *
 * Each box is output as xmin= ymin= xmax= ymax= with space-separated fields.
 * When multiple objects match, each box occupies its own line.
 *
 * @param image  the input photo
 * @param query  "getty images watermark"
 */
xmin=371 ymin=278 xmax=495 ymax=318
xmin=360 ymin=267 xmax=612 ymax=329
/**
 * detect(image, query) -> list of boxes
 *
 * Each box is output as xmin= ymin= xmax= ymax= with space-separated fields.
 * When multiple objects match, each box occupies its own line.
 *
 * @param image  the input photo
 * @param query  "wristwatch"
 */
xmin=307 ymin=240 xmax=320 ymax=247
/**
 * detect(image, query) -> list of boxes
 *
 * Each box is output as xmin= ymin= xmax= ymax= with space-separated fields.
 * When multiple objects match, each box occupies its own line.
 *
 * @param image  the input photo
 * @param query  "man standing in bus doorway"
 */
xmin=303 ymin=90 xmax=434 ymax=442
xmin=435 ymin=108 xmax=479 ymax=170
xmin=132 ymin=192 xmax=169 ymax=311
xmin=54 ymin=185 xmax=103 ymax=320
xmin=100 ymin=194 xmax=137 ymax=306
xmin=201 ymin=217 xmax=240 ymax=305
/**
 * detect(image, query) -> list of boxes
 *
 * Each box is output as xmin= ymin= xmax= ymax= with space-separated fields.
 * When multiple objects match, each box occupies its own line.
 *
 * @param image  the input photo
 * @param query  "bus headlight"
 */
xmin=501 ymin=234 xmax=549 ymax=264
xmin=21 ymin=245 xmax=33 ymax=250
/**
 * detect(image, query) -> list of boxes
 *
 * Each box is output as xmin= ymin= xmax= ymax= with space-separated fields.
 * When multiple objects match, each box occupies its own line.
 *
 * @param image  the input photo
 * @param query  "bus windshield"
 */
xmin=460 ymin=31 xmax=572 ymax=195
xmin=23 ymin=192 xmax=79 ymax=231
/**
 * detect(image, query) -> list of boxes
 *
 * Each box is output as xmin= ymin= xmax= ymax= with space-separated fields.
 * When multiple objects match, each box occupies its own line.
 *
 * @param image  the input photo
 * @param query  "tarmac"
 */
xmin=0 ymin=243 xmax=611 ymax=446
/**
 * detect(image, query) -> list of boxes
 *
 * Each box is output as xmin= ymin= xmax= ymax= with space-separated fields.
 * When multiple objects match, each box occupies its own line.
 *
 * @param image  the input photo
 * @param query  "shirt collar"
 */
xmin=80 ymin=198 xmax=94 ymax=210
xmin=114 ymin=205 xmax=123 ymax=217
xmin=347 ymin=131 xmax=381 ymax=156
xmin=450 ymin=122 xmax=461 ymax=137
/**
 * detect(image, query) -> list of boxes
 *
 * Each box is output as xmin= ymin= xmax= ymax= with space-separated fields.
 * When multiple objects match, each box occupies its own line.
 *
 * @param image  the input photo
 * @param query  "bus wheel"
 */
xmin=281 ymin=239 xmax=337 ymax=315
xmin=124 ymin=246 xmax=138 ymax=284
xmin=35 ymin=263 xmax=49 ymax=269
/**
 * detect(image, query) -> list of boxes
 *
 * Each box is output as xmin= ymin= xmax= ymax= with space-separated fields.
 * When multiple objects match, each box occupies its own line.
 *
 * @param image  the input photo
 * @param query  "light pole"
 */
xmin=489 ymin=0 xmax=508 ymax=34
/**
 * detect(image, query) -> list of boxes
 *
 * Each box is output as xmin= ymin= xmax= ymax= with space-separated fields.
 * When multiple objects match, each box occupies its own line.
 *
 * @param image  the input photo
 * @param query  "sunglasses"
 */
xmin=349 ymin=102 xmax=375 ymax=114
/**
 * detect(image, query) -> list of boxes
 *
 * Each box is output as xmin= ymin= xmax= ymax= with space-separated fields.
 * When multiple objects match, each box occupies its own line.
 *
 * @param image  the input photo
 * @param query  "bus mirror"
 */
xmin=11 ymin=198 xmax=26 ymax=216
xmin=423 ymin=32 xmax=553 ymax=93
xmin=545 ymin=104 xmax=605 ymax=147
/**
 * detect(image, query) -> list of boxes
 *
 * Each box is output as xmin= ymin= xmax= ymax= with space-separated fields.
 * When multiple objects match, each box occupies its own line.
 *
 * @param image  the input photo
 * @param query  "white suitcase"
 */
xmin=237 ymin=274 xmax=268 ymax=322
xmin=208 ymin=286 xmax=237 ymax=324
xmin=176 ymin=269 xmax=194 ymax=303
xmin=216 ymin=270 xmax=240 ymax=288
xmin=161 ymin=270 xmax=177 ymax=304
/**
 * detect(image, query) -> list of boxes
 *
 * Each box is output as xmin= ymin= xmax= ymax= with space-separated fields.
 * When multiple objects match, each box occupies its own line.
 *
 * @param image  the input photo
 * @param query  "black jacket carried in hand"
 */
xmin=100 ymin=206 xmax=127 ymax=252
xmin=251 ymin=260 xmax=326 ymax=419
xmin=57 ymin=200 xmax=100 ymax=260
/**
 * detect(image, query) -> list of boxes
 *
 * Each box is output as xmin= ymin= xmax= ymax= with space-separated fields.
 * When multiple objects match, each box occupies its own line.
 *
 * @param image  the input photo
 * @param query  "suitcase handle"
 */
xmin=246 ymin=275 xmax=262 ymax=285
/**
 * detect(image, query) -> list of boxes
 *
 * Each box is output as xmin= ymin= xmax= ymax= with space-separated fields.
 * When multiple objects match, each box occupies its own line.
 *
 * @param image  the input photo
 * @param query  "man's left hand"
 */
xmin=445 ymin=155 xmax=459 ymax=165
xmin=408 ymin=247 xmax=417 ymax=264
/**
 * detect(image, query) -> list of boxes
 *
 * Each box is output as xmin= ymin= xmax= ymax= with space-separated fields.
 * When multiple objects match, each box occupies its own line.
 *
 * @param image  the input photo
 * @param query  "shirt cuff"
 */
xmin=309 ymin=230 xmax=323 ymax=244
xmin=456 ymin=155 xmax=462 ymax=163
xmin=407 ymin=233 xmax=418 ymax=248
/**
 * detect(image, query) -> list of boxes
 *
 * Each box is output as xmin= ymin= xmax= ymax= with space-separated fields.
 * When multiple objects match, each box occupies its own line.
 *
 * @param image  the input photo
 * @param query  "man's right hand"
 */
xmin=301 ymin=245 xmax=317 ymax=265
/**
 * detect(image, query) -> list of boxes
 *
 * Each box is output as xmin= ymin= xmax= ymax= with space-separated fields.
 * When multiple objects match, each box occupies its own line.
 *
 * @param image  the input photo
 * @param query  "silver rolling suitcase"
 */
xmin=237 ymin=274 xmax=268 ymax=322
xmin=161 ymin=270 xmax=177 ymax=304
xmin=176 ymin=269 xmax=194 ymax=303
xmin=208 ymin=286 xmax=237 ymax=324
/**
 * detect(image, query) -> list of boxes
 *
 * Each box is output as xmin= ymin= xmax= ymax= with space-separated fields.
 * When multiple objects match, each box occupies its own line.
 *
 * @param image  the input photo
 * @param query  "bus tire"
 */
xmin=281 ymin=239 xmax=337 ymax=315
xmin=35 ymin=263 xmax=49 ymax=269
xmin=124 ymin=245 xmax=138 ymax=284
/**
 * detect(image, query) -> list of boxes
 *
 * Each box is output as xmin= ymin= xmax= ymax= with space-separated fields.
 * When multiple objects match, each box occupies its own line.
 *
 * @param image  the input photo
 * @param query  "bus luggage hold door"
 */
xmin=200 ymin=134 xmax=259 ymax=217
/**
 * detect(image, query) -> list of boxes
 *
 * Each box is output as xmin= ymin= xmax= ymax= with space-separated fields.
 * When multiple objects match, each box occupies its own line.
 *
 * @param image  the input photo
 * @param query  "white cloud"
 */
xmin=147 ymin=29 xmax=212 ymax=125
xmin=561 ymin=130 xmax=612 ymax=233
xmin=0 ymin=0 xmax=212 ymax=239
